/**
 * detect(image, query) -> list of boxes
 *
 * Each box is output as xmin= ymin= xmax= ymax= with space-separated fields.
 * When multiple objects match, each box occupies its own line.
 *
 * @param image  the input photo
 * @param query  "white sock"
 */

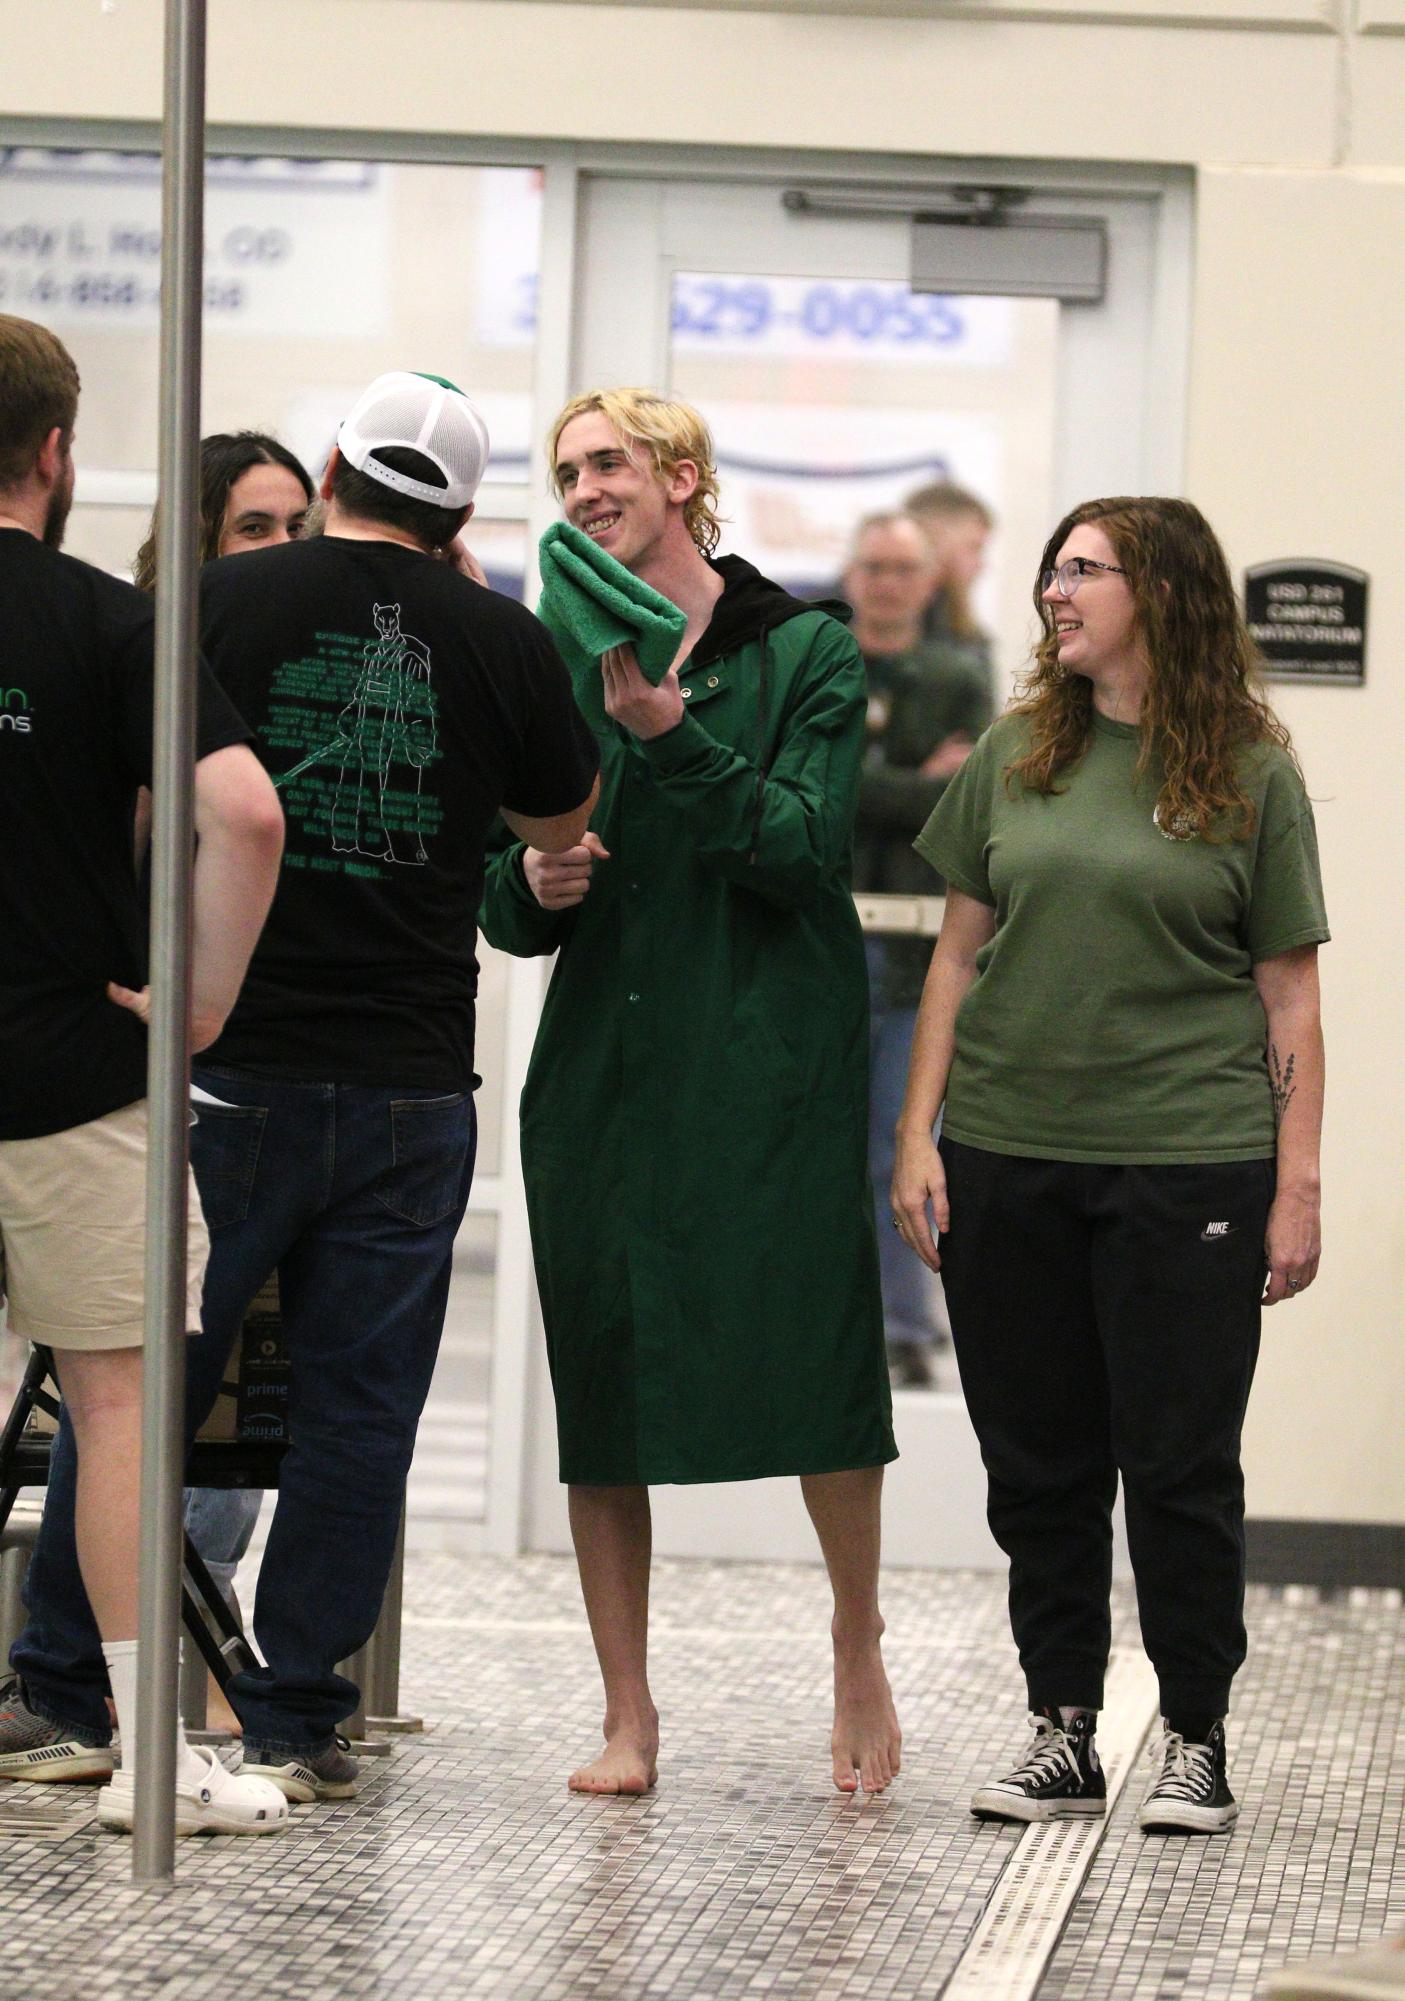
xmin=1059 ymin=1705 xmax=1096 ymax=1729
xmin=102 ymin=1640 xmax=205 ymax=1788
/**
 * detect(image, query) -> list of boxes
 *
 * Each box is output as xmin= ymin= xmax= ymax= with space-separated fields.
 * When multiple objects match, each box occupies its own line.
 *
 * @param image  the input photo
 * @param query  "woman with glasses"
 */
xmin=892 ymin=497 xmax=1328 ymax=1835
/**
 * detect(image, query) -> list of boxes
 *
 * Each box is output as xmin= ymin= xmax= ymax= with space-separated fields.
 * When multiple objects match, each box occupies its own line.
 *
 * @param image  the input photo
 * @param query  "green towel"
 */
xmin=537 ymin=523 xmax=687 ymax=725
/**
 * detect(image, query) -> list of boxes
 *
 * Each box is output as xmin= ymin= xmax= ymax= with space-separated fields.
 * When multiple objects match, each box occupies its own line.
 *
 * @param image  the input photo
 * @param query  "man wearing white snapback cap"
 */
xmin=9 ymin=370 xmax=599 ymax=1804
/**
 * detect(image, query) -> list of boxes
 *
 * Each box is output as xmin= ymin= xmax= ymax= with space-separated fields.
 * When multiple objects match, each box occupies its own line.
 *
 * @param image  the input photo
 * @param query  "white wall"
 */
xmin=1188 ymin=168 xmax=1405 ymax=1523
xmin=2 ymin=0 xmax=1401 ymax=1527
xmin=3 ymin=1 xmax=1399 ymax=169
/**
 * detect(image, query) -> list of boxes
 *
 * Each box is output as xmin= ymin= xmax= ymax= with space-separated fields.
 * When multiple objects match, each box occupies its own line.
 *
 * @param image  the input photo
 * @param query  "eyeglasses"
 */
xmin=1040 ymin=557 xmax=1127 ymax=598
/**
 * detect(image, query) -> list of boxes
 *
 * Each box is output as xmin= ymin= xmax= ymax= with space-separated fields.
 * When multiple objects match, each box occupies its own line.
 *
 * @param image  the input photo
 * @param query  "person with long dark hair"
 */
xmin=132 ymin=430 xmax=312 ymax=588
xmin=134 ymin=432 xmax=315 ymax=1732
xmin=893 ymin=496 xmax=1328 ymax=1834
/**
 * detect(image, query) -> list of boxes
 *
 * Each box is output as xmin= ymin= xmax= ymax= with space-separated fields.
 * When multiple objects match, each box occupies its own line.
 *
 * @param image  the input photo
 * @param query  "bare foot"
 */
xmin=831 ymin=1625 xmax=902 ymax=1795
xmin=205 ymin=1672 xmax=243 ymax=1737
xmin=568 ymin=1711 xmax=659 ymax=1795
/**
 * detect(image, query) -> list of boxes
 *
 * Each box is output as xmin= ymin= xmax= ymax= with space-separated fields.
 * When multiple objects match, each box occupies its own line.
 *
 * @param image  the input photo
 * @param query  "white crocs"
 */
xmin=97 ymin=1746 xmax=290 ymax=1837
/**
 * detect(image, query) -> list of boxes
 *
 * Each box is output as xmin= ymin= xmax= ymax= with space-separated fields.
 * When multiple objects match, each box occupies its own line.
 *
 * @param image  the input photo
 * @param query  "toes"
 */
xmin=568 ymin=1768 xmax=612 ymax=1793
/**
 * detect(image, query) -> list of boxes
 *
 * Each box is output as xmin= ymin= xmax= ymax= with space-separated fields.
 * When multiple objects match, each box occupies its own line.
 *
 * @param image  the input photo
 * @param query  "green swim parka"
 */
xmin=480 ymin=555 xmax=894 ymax=1486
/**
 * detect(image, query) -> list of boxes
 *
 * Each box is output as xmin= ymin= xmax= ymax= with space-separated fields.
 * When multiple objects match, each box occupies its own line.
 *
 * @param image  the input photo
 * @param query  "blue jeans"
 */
xmin=866 ymin=944 xmax=942 ymax=1352
xmin=182 ymin=1484 xmax=263 ymax=1609
xmin=14 ymin=1067 xmax=475 ymax=1753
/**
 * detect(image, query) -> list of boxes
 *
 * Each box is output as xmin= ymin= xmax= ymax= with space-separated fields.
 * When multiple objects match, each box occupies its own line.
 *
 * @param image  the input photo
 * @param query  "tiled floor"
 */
xmin=1 ymin=1558 xmax=1402 ymax=2001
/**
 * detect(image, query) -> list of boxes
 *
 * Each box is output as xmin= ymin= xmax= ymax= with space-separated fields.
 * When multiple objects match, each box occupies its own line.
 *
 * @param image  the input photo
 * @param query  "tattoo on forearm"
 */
xmin=1269 ymin=1043 xmax=1297 ymax=1126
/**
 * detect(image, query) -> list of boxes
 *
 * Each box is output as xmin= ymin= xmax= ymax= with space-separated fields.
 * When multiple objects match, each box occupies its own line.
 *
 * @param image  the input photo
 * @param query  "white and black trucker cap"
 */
xmin=337 ymin=371 xmax=490 ymax=508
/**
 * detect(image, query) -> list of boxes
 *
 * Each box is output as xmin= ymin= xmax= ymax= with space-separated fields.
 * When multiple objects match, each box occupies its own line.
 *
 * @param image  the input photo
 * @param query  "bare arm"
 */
xmin=891 ymin=887 xmax=996 ymax=1271
xmin=111 ymin=746 xmax=285 ymax=1052
xmin=188 ymin=745 xmax=285 ymax=1050
xmin=133 ymin=787 xmax=152 ymax=870
xmin=1252 ymin=943 xmax=1325 ymax=1305
xmin=502 ymin=772 xmax=600 ymax=855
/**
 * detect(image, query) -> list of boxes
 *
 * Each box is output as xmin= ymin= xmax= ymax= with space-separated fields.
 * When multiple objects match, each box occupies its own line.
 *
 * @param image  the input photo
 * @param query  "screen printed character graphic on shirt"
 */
xmin=268 ymin=601 xmax=442 ymax=874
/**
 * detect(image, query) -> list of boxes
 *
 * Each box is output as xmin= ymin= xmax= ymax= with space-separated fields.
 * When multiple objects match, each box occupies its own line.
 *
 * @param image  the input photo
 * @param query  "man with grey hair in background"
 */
xmin=846 ymin=509 xmax=993 ymax=1388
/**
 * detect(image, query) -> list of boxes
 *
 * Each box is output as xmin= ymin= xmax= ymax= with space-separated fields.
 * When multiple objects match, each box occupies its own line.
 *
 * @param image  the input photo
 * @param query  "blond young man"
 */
xmin=482 ymin=388 xmax=902 ymax=1796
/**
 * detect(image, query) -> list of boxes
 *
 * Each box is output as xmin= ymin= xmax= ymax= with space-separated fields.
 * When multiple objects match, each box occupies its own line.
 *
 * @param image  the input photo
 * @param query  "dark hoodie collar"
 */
xmin=687 ymin=553 xmax=849 ymax=670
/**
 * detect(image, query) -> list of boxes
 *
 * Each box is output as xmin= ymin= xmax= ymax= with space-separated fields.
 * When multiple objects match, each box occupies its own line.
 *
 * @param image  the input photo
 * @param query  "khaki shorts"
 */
xmin=0 ymin=1099 xmax=208 ymax=1352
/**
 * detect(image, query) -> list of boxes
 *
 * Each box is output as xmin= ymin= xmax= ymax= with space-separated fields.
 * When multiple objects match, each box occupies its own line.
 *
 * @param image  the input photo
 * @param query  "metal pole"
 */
xmin=132 ymin=0 xmax=207 ymax=1883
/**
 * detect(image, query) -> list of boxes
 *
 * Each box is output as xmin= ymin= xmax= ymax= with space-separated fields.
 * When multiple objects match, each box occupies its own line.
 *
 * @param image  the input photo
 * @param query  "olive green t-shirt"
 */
xmin=913 ymin=711 xmax=1329 ymax=1164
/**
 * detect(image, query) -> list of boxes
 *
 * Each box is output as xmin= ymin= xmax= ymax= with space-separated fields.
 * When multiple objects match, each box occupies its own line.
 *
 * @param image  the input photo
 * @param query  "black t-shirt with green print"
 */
xmin=198 ymin=535 xmax=598 ymax=1090
xmin=0 ymin=530 xmax=252 ymax=1141
xmin=914 ymin=710 xmax=1329 ymax=1164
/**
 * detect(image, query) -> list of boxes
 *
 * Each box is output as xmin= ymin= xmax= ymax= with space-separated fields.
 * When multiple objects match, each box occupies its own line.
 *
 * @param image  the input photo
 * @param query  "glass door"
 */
xmin=521 ymin=164 xmax=1188 ymax=1568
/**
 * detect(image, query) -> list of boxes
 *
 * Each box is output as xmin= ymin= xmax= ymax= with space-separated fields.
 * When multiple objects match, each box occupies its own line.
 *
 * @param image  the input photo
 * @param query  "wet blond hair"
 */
xmin=548 ymin=387 xmax=723 ymax=555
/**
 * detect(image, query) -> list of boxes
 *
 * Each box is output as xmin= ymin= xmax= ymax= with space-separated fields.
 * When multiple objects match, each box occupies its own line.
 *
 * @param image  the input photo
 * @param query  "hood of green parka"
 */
xmin=689 ymin=554 xmax=851 ymax=669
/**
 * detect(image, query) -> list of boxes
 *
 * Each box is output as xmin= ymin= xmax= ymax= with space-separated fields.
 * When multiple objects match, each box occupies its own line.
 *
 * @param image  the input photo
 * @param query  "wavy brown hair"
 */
xmin=1006 ymin=496 xmax=1295 ymax=841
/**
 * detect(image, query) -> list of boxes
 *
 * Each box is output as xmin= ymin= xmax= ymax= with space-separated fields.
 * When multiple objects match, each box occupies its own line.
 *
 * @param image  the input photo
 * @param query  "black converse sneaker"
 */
xmin=1138 ymin=1720 xmax=1238 ymax=1833
xmin=971 ymin=1710 xmax=1107 ymax=1823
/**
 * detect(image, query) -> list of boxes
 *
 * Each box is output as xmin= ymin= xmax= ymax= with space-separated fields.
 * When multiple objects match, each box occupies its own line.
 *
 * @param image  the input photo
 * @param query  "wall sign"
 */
xmin=0 ymin=148 xmax=389 ymax=338
xmin=1245 ymin=559 xmax=1368 ymax=685
xmin=671 ymin=275 xmax=1015 ymax=365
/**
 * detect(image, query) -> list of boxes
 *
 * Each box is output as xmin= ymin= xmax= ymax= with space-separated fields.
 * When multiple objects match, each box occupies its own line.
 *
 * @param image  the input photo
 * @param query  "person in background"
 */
xmin=0 ymin=314 xmax=289 ymax=1836
xmin=482 ymin=388 xmax=901 ymax=1801
xmin=133 ymin=431 xmax=316 ymax=1735
xmin=904 ymin=479 xmax=996 ymax=694
xmin=846 ymin=511 xmax=992 ymax=1388
xmin=132 ymin=430 xmax=312 ymax=587
xmin=894 ymin=496 xmax=1328 ymax=1835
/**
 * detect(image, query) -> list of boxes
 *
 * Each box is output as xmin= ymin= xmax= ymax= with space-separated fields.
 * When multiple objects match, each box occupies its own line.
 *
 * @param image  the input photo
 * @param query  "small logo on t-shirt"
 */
xmin=1153 ymin=801 xmax=1196 ymax=841
xmin=0 ymin=685 xmax=33 ymax=734
xmin=1201 ymin=1221 xmax=1233 ymax=1240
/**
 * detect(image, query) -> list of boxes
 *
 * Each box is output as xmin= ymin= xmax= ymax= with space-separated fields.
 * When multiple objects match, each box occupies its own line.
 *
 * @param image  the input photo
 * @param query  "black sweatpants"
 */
xmin=938 ymin=1137 xmax=1274 ymax=1720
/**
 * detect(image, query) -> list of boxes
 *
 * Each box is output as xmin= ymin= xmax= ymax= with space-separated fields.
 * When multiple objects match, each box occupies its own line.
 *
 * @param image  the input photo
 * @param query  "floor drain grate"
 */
xmin=941 ymin=1647 xmax=1160 ymax=2001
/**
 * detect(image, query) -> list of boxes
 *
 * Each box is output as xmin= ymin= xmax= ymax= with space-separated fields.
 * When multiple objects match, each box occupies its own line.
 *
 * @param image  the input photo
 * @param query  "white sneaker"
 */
xmin=97 ymin=1746 xmax=290 ymax=1837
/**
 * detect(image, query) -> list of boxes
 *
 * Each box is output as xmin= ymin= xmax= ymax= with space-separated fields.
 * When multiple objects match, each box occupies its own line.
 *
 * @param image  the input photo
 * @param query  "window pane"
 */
xmin=669 ymin=273 xmax=1059 ymax=693
xmin=0 ymin=151 xmax=542 ymax=595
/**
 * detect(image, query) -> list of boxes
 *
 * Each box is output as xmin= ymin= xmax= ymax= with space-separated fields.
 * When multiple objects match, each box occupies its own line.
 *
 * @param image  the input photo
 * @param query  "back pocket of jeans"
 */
xmin=191 ymin=1105 xmax=268 ymax=1230
xmin=375 ymin=1093 xmax=473 ymax=1228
